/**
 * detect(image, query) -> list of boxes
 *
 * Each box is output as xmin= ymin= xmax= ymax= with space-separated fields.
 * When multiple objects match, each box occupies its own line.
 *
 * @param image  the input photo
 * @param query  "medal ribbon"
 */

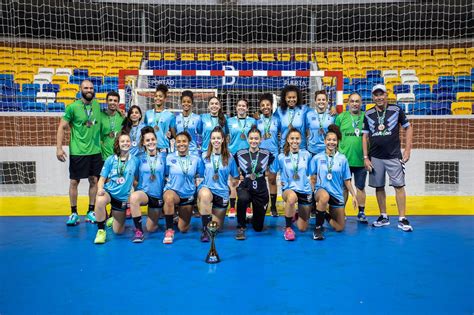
xmin=130 ymin=125 xmax=139 ymax=143
xmin=376 ymin=107 xmax=387 ymax=126
xmin=317 ymin=111 xmax=327 ymax=131
xmin=154 ymin=110 xmax=162 ymax=128
xmin=211 ymin=153 xmax=221 ymax=174
xmin=288 ymin=109 xmax=295 ymax=126
xmin=109 ymin=113 xmax=116 ymax=134
xmin=117 ymin=155 xmax=129 ymax=178
xmin=350 ymin=113 xmax=362 ymax=130
xmin=261 ymin=114 xmax=272 ymax=134
xmin=146 ymin=152 xmax=158 ymax=176
xmin=84 ymin=104 xmax=93 ymax=124
xmin=291 ymin=152 xmax=299 ymax=176
xmin=183 ymin=114 xmax=191 ymax=131
xmin=178 ymin=154 xmax=191 ymax=176
xmin=237 ymin=117 xmax=247 ymax=136
xmin=325 ymin=153 xmax=334 ymax=176
xmin=250 ymin=151 xmax=260 ymax=177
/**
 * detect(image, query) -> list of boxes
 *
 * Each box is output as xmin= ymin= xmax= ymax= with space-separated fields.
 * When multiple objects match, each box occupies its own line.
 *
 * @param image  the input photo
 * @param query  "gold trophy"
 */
xmin=205 ymin=221 xmax=221 ymax=264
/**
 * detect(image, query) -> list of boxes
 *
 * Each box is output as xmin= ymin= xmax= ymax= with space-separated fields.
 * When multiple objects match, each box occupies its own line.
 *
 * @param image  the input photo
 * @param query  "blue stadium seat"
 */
xmin=0 ymin=89 xmax=17 ymax=102
xmin=42 ymin=84 xmax=60 ymax=93
xmin=413 ymin=84 xmax=431 ymax=94
xmin=69 ymin=75 xmax=88 ymax=85
xmin=438 ymin=76 xmax=456 ymax=85
xmin=22 ymin=83 xmax=41 ymax=93
xmin=73 ymin=69 xmax=89 ymax=77
xmin=0 ymin=74 xmax=14 ymax=84
xmin=343 ymin=78 xmax=350 ymax=85
xmin=47 ymin=102 xmax=65 ymax=112
xmin=432 ymin=84 xmax=453 ymax=94
xmin=415 ymin=92 xmax=435 ymax=101
xmin=367 ymin=77 xmax=384 ymax=85
xmin=366 ymin=70 xmax=381 ymax=78
xmin=100 ymin=103 xmax=108 ymax=111
xmin=1 ymin=82 xmax=20 ymax=92
xmin=344 ymin=84 xmax=355 ymax=93
xmin=21 ymin=102 xmax=46 ymax=112
xmin=0 ymin=102 xmax=20 ymax=111
xmin=17 ymin=90 xmax=36 ymax=102
xmin=103 ymin=76 xmax=119 ymax=85
xmin=393 ymin=84 xmax=411 ymax=94
xmin=407 ymin=102 xmax=431 ymax=115
xmin=436 ymin=92 xmax=455 ymax=101
xmin=97 ymin=84 xmax=118 ymax=93
xmin=88 ymin=76 xmax=103 ymax=87
xmin=452 ymin=83 xmax=472 ymax=93
xmin=430 ymin=101 xmax=451 ymax=115
xmin=352 ymin=78 xmax=368 ymax=86
xmin=457 ymin=76 xmax=472 ymax=84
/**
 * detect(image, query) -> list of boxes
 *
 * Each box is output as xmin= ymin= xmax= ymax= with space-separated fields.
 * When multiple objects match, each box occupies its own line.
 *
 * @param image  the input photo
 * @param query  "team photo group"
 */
xmin=56 ymin=79 xmax=413 ymax=245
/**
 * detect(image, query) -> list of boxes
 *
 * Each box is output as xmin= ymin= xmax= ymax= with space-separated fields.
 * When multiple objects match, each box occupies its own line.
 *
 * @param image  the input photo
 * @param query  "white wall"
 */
xmin=0 ymin=147 xmax=472 ymax=197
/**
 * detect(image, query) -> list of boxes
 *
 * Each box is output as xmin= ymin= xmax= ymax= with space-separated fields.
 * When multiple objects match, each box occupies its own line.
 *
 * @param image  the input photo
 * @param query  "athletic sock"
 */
xmin=201 ymin=215 xmax=211 ymax=229
xmin=382 ymin=213 xmax=388 ymax=219
xmin=71 ymin=206 xmax=77 ymax=214
xmin=285 ymin=216 xmax=293 ymax=228
xmin=88 ymin=205 xmax=94 ymax=213
xmin=399 ymin=216 xmax=406 ymax=221
xmin=315 ymin=211 xmax=326 ymax=228
xmin=97 ymin=220 xmax=105 ymax=230
xmin=270 ymin=194 xmax=277 ymax=210
xmin=165 ymin=215 xmax=174 ymax=230
xmin=358 ymin=206 xmax=365 ymax=213
xmin=133 ymin=216 xmax=143 ymax=231
xmin=230 ymin=198 xmax=236 ymax=209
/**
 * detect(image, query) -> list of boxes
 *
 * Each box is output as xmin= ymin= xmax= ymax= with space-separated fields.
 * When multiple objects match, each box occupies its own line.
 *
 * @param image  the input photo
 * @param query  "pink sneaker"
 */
xmin=284 ymin=227 xmax=296 ymax=241
xmin=163 ymin=229 xmax=175 ymax=244
xmin=228 ymin=207 xmax=236 ymax=218
xmin=132 ymin=229 xmax=144 ymax=243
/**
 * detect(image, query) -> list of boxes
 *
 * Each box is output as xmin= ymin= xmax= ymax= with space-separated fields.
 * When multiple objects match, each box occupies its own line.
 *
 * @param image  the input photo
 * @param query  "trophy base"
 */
xmin=206 ymin=253 xmax=221 ymax=264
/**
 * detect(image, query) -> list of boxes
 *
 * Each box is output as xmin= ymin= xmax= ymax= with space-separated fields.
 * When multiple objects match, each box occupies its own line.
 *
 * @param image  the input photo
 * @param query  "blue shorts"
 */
xmin=350 ymin=166 xmax=367 ymax=190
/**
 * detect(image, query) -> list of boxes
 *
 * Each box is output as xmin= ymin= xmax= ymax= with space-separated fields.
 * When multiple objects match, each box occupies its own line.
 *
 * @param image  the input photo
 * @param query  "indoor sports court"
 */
xmin=0 ymin=0 xmax=473 ymax=314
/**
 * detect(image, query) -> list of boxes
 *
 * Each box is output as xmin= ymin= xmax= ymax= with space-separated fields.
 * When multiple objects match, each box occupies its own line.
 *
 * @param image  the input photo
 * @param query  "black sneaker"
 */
xmin=398 ymin=218 xmax=413 ymax=232
xmin=372 ymin=215 xmax=390 ymax=227
xmin=235 ymin=227 xmax=246 ymax=240
xmin=271 ymin=208 xmax=279 ymax=217
xmin=312 ymin=226 xmax=325 ymax=240
xmin=357 ymin=212 xmax=368 ymax=224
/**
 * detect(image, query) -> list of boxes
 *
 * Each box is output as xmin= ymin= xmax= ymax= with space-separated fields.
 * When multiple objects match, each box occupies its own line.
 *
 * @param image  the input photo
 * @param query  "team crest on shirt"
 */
xmin=285 ymin=158 xmax=291 ymax=163
xmin=171 ymin=159 xmax=177 ymax=164
xmin=312 ymin=117 xmax=316 ymax=120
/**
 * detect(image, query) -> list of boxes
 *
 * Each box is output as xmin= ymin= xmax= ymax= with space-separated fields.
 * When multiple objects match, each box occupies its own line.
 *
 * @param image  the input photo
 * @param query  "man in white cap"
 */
xmin=362 ymin=84 xmax=414 ymax=232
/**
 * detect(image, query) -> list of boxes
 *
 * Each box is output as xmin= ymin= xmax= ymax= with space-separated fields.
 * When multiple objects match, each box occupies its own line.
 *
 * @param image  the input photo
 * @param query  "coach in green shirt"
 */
xmin=335 ymin=92 xmax=368 ymax=223
xmin=56 ymin=80 xmax=102 ymax=226
xmin=99 ymin=91 xmax=124 ymax=161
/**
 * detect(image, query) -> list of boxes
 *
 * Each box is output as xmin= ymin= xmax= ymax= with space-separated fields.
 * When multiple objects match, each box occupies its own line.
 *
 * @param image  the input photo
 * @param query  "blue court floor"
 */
xmin=0 ymin=216 xmax=472 ymax=315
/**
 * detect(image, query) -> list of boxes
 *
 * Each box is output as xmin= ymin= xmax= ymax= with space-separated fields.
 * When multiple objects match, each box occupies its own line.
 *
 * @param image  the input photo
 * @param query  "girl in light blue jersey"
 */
xmin=276 ymin=85 xmax=308 ymax=151
xmin=122 ymin=105 xmax=145 ymax=157
xmin=272 ymin=129 xmax=313 ymax=241
xmin=94 ymin=132 xmax=139 ymax=244
xmin=162 ymin=131 xmax=204 ymax=244
xmin=144 ymin=84 xmax=176 ymax=155
xmin=128 ymin=127 xmax=166 ymax=243
xmin=197 ymin=126 xmax=239 ymax=242
xmin=200 ymin=96 xmax=228 ymax=153
xmin=310 ymin=124 xmax=358 ymax=241
xmin=255 ymin=93 xmax=281 ymax=217
xmin=306 ymin=90 xmax=336 ymax=156
xmin=175 ymin=90 xmax=202 ymax=155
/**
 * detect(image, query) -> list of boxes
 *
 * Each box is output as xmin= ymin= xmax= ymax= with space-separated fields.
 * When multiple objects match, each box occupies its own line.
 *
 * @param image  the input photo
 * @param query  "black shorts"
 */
xmin=146 ymin=194 xmax=163 ymax=209
xmin=328 ymin=195 xmax=345 ymax=208
xmin=294 ymin=191 xmax=313 ymax=206
xmin=212 ymin=193 xmax=229 ymax=210
xmin=110 ymin=196 xmax=128 ymax=211
xmin=179 ymin=195 xmax=195 ymax=206
xmin=69 ymin=153 xmax=103 ymax=180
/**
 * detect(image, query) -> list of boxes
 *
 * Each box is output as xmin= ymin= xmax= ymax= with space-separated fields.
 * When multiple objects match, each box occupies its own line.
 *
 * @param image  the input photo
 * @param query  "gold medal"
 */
xmin=293 ymin=174 xmax=300 ymax=180
xmin=264 ymin=132 xmax=271 ymax=139
xmin=109 ymin=131 xmax=115 ymax=138
xmin=150 ymin=174 xmax=156 ymax=181
xmin=240 ymin=133 xmax=246 ymax=140
xmin=213 ymin=173 xmax=219 ymax=181
xmin=288 ymin=124 xmax=293 ymax=129
xmin=154 ymin=125 xmax=160 ymax=131
xmin=319 ymin=128 xmax=325 ymax=135
xmin=249 ymin=173 xmax=257 ymax=180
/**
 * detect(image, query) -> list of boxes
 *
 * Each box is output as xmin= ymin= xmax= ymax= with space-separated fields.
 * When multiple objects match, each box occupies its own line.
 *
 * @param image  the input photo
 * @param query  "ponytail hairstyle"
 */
xmin=325 ymin=124 xmax=342 ymax=147
xmin=181 ymin=90 xmax=194 ymax=103
xmin=121 ymin=105 xmax=142 ymax=134
xmin=208 ymin=96 xmax=226 ymax=128
xmin=205 ymin=126 xmax=230 ymax=166
xmin=283 ymin=128 xmax=302 ymax=156
xmin=247 ymin=125 xmax=261 ymax=137
xmin=155 ymin=84 xmax=169 ymax=97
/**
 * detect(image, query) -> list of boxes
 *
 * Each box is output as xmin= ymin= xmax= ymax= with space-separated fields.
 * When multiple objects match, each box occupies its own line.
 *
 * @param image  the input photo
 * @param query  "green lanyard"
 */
xmin=250 ymin=151 xmax=260 ymax=176
xmin=178 ymin=154 xmax=191 ymax=176
xmin=211 ymin=153 xmax=221 ymax=174
xmin=291 ymin=152 xmax=299 ymax=175
xmin=288 ymin=109 xmax=295 ymax=126
xmin=146 ymin=152 xmax=158 ymax=176
xmin=238 ymin=117 xmax=247 ymax=135
xmin=117 ymin=155 xmax=129 ymax=178
xmin=350 ymin=113 xmax=362 ymax=129
xmin=317 ymin=111 xmax=327 ymax=129
xmin=325 ymin=153 xmax=334 ymax=175
xmin=261 ymin=114 xmax=272 ymax=133
xmin=183 ymin=113 xmax=191 ymax=131
xmin=154 ymin=110 xmax=162 ymax=127
xmin=376 ymin=107 xmax=387 ymax=125
xmin=109 ymin=113 xmax=116 ymax=133
xmin=84 ymin=104 xmax=93 ymax=126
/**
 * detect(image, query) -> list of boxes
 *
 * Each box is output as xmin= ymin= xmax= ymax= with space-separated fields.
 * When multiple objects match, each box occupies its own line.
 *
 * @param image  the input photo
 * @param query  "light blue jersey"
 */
xmin=128 ymin=122 xmax=145 ymax=156
xmin=271 ymin=149 xmax=312 ymax=194
xmin=306 ymin=109 xmax=336 ymax=155
xmin=199 ymin=152 xmax=239 ymax=199
xmin=276 ymin=105 xmax=308 ymax=151
xmin=227 ymin=116 xmax=257 ymax=154
xmin=200 ymin=113 xmax=228 ymax=152
xmin=164 ymin=152 xmax=204 ymax=198
xmin=175 ymin=112 xmax=202 ymax=154
xmin=135 ymin=152 xmax=166 ymax=199
xmin=256 ymin=114 xmax=281 ymax=156
xmin=101 ymin=154 xmax=139 ymax=202
xmin=144 ymin=109 xmax=176 ymax=150
xmin=310 ymin=151 xmax=351 ymax=203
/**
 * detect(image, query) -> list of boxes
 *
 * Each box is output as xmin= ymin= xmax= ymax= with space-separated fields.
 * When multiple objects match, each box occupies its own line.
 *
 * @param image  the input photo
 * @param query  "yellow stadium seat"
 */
xmin=439 ymin=60 xmax=455 ymax=68
xmin=229 ymin=53 xmax=243 ymax=61
xmin=73 ymin=50 xmax=87 ymax=56
xmin=13 ymin=48 xmax=28 ymax=54
xmin=328 ymin=62 xmax=343 ymax=71
xmin=95 ymin=56 xmax=113 ymax=64
xmin=422 ymin=60 xmax=439 ymax=69
xmin=95 ymin=92 xmax=108 ymax=102
xmin=102 ymin=51 xmax=116 ymax=57
xmin=116 ymin=51 xmax=130 ymax=57
xmin=454 ymin=59 xmax=471 ymax=67
xmin=347 ymin=69 xmax=365 ymax=78
xmin=0 ymin=51 xmax=12 ymax=58
xmin=359 ymin=63 xmax=376 ymax=71
xmin=466 ymin=47 xmax=474 ymax=54
xmin=314 ymin=52 xmax=325 ymax=59
xmin=109 ymin=62 xmax=125 ymax=70
xmin=450 ymin=48 xmax=465 ymax=55
xmin=417 ymin=49 xmax=431 ymax=56
xmin=456 ymin=92 xmax=474 ymax=101
xmin=180 ymin=53 xmax=195 ymax=61
xmin=14 ymin=60 xmax=29 ymax=67
xmin=387 ymin=93 xmax=396 ymax=102
xmin=453 ymin=66 xmax=471 ymax=76
xmin=245 ymin=54 xmax=259 ymax=61
xmin=148 ymin=52 xmax=162 ymax=60
xmin=86 ymin=50 xmax=101 ymax=56
xmin=385 ymin=77 xmax=401 ymax=85
xmin=129 ymin=56 xmax=142 ymax=64
xmin=418 ymin=75 xmax=438 ymax=85
xmin=130 ymin=52 xmax=143 ymax=57
xmin=15 ymin=53 xmax=32 ymax=61
xmin=43 ymin=49 xmax=58 ymax=55
xmin=318 ymin=63 xmax=328 ymax=70
xmin=46 ymin=61 xmax=63 ymax=68
xmin=343 ymin=56 xmax=357 ymax=63
xmin=316 ymin=57 xmax=328 ymax=64
xmin=163 ymin=52 xmax=177 ymax=61
xmin=451 ymin=52 xmax=467 ymax=60
xmin=15 ymin=73 xmax=34 ymax=84
xmin=385 ymin=83 xmax=394 ymax=94
xmin=261 ymin=53 xmax=275 ymax=61
xmin=327 ymin=56 xmax=342 ymax=64
xmin=327 ymin=52 xmax=341 ymax=59
xmin=402 ymin=55 xmax=418 ymax=63
xmin=419 ymin=55 xmax=435 ymax=62
xmin=28 ymin=48 xmax=43 ymax=55
xmin=0 ymin=57 xmax=13 ymax=66
xmin=47 ymin=54 xmax=63 ymax=62
xmin=29 ymin=58 xmax=48 ymax=67
xmin=401 ymin=49 xmax=416 ymax=56
xmin=387 ymin=56 xmax=403 ymax=63
xmin=451 ymin=102 xmax=472 ymax=115
xmin=59 ymin=49 xmax=74 ymax=56
xmin=341 ymin=51 xmax=355 ymax=58
xmin=60 ymin=84 xmax=79 ymax=92
xmin=343 ymin=63 xmax=360 ymax=71
xmin=277 ymin=53 xmax=290 ymax=61
xmin=197 ymin=53 xmax=211 ymax=61
xmin=435 ymin=54 xmax=451 ymax=62
xmin=114 ymin=56 xmax=129 ymax=63
xmin=370 ymin=51 xmax=385 ymax=57
xmin=433 ymin=48 xmax=449 ymax=56
xmin=52 ymin=75 xmax=70 ymax=84
xmin=371 ymin=56 xmax=386 ymax=63
xmin=0 ymin=46 xmax=12 ymax=53
xmin=213 ymin=53 xmax=227 ymax=61
xmin=81 ymin=56 xmax=98 ymax=63
xmin=377 ymin=62 xmax=391 ymax=70
xmin=386 ymin=50 xmax=400 ymax=58
xmin=56 ymin=91 xmax=77 ymax=103
xmin=406 ymin=61 xmax=422 ymax=69
xmin=435 ymin=67 xmax=452 ymax=76
xmin=89 ymin=69 xmax=107 ymax=77
xmin=106 ymin=69 xmax=120 ymax=76
xmin=322 ymin=77 xmax=333 ymax=85
xmin=357 ymin=55 xmax=371 ymax=63
xmin=366 ymin=103 xmax=375 ymax=111
xmin=17 ymin=67 xmax=36 ymax=76
xmin=295 ymin=54 xmax=309 ymax=62
xmin=343 ymin=94 xmax=350 ymax=102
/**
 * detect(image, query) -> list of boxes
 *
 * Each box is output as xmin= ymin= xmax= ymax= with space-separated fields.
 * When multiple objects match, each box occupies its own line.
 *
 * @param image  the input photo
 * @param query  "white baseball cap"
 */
xmin=372 ymin=84 xmax=387 ymax=94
